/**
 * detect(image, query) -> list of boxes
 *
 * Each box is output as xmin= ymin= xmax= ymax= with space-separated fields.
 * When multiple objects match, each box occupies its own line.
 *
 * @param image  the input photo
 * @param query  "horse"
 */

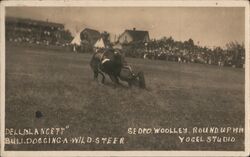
xmin=90 ymin=49 xmax=146 ymax=88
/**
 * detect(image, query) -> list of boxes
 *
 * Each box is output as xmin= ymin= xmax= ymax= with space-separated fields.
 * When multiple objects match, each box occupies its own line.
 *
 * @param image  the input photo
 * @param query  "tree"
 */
xmin=62 ymin=29 xmax=73 ymax=42
xmin=187 ymin=38 xmax=194 ymax=46
xmin=100 ymin=31 xmax=111 ymax=48
xmin=101 ymin=31 xmax=110 ymax=42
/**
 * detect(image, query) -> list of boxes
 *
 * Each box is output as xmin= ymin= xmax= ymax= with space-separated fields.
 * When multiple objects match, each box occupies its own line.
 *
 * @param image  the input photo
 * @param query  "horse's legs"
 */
xmin=98 ymin=71 xmax=105 ymax=84
xmin=94 ymin=71 xmax=98 ymax=80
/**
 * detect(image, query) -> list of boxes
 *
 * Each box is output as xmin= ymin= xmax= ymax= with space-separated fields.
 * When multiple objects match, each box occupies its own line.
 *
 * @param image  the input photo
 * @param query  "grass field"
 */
xmin=5 ymin=43 xmax=245 ymax=151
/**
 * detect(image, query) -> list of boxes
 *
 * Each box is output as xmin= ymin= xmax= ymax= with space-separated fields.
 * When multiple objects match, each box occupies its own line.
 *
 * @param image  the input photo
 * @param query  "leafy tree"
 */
xmin=101 ymin=31 xmax=110 ymax=42
xmin=62 ymin=29 xmax=73 ymax=42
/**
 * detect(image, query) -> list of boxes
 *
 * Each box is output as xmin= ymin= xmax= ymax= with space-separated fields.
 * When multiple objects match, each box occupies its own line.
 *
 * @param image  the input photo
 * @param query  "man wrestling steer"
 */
xmin=90 ymin=48 xmax=146 ymax=88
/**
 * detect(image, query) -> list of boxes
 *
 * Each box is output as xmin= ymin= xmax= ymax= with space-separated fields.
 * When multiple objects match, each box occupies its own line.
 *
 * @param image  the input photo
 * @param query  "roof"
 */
xmin=6 ymin=16 xmax=64 ymax=28
xmin=82 ymin=28 xmax=100 ymax=37
xmin=124 ymin=29 xmax=149 ymax=42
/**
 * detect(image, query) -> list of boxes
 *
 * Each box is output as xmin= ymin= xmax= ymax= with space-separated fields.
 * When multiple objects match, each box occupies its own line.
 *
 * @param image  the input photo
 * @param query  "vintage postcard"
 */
xmin=0 ymin=0 xmax=249 ymax=156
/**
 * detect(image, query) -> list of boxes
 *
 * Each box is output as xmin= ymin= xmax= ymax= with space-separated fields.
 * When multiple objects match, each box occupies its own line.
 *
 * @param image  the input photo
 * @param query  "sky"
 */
xmin=6 ymin=7 xmax=245 ymax=48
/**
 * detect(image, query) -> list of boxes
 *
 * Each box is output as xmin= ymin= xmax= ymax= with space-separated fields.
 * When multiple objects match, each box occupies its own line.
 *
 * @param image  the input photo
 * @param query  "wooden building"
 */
xmin=118 ymin=28 xmax=150 ymax=44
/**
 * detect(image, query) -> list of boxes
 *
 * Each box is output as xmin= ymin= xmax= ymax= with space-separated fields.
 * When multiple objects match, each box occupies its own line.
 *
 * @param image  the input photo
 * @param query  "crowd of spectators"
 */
xmin=6 ymin=29 xmax=72 ymax=47
xmin=123 ymin=37 xmax=245 ymax=68
xmin=6 ymin=17 xmax=73 ymax=47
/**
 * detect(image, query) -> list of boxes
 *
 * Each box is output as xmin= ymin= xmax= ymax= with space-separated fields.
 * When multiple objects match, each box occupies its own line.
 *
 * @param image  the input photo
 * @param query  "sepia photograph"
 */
xmin=0 ymin=0 xmax=249 ymax=156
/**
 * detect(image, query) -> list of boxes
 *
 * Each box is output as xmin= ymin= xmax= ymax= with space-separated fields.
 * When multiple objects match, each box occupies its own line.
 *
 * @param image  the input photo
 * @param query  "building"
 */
xmin=80 ymin=28 xmax=101 ymax=46
xmin=118 ymin=28 xmax=150 ymax=44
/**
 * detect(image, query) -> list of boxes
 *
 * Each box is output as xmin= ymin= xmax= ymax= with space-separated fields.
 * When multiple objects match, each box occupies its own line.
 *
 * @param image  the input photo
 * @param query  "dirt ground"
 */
xmin=5 ymin=44 xmax=245 ymax=151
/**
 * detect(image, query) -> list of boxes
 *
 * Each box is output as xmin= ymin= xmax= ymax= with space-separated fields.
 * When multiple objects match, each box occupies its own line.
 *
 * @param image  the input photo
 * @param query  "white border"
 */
xmin=0 ymin=0 xmax=249 ymax=157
